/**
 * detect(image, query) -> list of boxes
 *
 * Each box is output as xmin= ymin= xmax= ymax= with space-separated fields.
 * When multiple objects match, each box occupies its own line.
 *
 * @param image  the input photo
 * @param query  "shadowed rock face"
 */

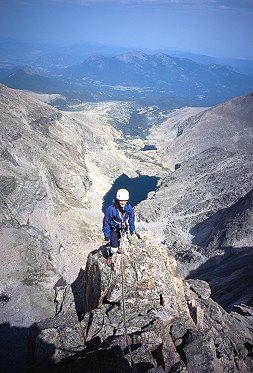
xmin=187 ymin=247 xmax=253 ymax=312
xmin=29 ymin=238 xmax=253 ymax=373
xmin=203 ymin=189 xmax=253 ymax=249
xmin=186 ymin=190 xmax=253 ymax=311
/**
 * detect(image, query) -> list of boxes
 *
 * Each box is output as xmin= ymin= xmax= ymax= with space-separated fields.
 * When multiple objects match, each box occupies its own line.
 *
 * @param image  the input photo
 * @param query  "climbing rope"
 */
xmin=120 ymin=230 xmax=138 ymax=373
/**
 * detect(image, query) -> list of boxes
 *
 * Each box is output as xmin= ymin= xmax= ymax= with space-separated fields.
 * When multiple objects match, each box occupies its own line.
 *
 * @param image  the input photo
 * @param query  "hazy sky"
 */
xmin=0 ymin=0 xmax=253 ymax=59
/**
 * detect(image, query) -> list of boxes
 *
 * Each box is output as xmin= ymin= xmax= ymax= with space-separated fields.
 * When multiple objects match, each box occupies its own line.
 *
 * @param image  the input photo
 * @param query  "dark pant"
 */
xmin=110 ymin=229 xmax=120 ymax=250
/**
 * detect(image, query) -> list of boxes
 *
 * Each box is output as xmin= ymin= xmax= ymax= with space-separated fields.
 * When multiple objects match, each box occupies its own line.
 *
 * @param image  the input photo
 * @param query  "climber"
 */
xmin=103 ymin=188 xmax=135 ymax=266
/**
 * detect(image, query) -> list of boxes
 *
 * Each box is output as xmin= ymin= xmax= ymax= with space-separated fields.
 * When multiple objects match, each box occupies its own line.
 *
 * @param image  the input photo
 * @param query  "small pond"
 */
xmin=102 ymin=173 xmax=159 ymax=212
xmin=141 ymin=145 xmax=158 ymax=151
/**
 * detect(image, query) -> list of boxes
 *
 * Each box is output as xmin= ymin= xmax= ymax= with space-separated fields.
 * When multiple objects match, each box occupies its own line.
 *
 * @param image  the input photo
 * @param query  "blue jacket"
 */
xmin=102 ymin=202 xmax=135 ymax=239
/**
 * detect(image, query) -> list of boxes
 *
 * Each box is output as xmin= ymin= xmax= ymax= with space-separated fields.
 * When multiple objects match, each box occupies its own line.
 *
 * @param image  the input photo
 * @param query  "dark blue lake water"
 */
xmin=102 ymin=173 xmax=159 ymax=212
xmin=141 ymin=145 xmax=158 ymax=151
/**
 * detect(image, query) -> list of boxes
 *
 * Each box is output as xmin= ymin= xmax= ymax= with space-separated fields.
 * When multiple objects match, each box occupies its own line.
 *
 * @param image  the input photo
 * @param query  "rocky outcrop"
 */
xmin=28 ymin=237 xmax=253 ymax=372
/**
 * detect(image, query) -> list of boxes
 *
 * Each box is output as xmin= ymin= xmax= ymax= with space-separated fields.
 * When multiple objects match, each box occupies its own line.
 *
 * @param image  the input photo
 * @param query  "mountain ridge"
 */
xmin=1 ymin=50 xmax=253 ymax=107
xmin=1 ymin=37 xmax=253 ymax=71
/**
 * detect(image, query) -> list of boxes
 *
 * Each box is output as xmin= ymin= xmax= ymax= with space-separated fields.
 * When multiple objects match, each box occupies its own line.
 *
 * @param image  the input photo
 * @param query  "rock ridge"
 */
xmin=28 ymin=237 xmax=253 ymax=372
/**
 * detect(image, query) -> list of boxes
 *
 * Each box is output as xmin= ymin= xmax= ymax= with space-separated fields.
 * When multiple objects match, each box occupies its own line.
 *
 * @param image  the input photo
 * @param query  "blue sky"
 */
xmin=0 ymin=0 xmax=253 ymax=59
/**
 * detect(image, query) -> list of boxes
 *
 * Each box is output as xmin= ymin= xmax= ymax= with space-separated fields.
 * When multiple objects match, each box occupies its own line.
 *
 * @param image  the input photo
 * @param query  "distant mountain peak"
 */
xmin=117 ymin=51 xmax=148 ymax=63
xmin=154 ymin=52 xmax=171 ymax=58
xmin=153 ymin=52 xmax=178 ymax=65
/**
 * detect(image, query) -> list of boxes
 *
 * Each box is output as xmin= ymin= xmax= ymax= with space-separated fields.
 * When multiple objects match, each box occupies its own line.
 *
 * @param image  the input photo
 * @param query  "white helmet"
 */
xmin=116 ymin=188 xmax=129 ymax=201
